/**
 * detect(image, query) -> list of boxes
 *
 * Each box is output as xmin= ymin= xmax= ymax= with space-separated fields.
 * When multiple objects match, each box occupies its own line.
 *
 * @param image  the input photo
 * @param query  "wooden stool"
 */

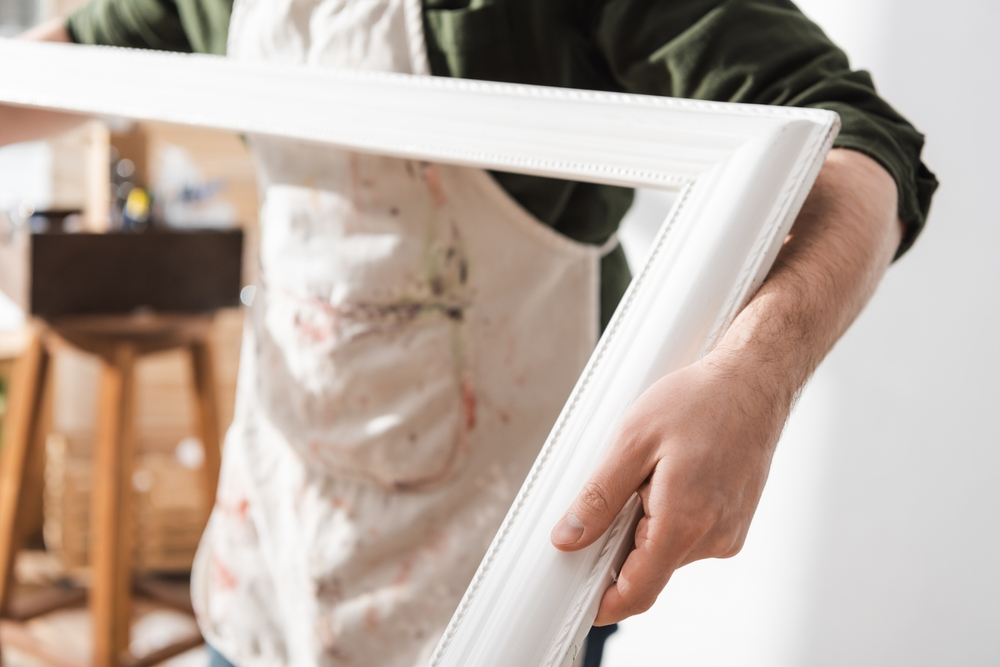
xmin=0 ymin=314 xmax=223 ymax=667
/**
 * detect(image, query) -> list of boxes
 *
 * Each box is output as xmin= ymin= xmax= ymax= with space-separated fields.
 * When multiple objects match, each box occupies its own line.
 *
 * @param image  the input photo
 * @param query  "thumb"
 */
xmin=550 ymin=435 xmax=650 ymax=551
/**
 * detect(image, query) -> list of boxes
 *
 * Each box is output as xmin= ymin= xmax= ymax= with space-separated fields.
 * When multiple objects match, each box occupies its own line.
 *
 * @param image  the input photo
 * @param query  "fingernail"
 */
xmin=551 ymin=514 xmax=585 ymax=546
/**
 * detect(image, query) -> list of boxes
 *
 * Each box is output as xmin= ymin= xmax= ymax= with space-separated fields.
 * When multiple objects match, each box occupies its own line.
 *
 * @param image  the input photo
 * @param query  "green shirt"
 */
xmin=67 ymin=0 xmax=938 ymax=327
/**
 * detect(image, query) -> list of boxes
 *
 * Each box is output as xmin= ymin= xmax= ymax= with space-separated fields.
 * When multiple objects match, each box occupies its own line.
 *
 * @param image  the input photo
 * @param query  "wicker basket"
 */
xmin=44 ymin=432 xmax=208 ymax=573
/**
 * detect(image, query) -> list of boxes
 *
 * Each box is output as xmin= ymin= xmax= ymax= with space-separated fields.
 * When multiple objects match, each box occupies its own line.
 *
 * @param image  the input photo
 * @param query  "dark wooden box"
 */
xmin=0 ymin=229 xmax=243 ymax=317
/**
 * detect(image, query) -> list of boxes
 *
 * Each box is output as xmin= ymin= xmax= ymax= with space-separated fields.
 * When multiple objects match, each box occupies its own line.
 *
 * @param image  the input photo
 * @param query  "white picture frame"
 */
xmin=0 ymin=40 xmax=839 ymax=667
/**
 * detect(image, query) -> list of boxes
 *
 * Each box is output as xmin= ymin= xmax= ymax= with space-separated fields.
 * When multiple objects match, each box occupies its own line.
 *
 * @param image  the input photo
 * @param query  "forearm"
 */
xmin=0 ymin=17 xmax=89 ymax=147
xmin=17 ymin=16 xmax=70 ymax=41
xmin=708 ymin=148 xmax=903 ymax=415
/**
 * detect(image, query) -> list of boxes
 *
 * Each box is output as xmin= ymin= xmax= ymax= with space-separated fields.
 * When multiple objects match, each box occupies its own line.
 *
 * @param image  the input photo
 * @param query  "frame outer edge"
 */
xmin=430 ymin=112 xmax=838 ymax=667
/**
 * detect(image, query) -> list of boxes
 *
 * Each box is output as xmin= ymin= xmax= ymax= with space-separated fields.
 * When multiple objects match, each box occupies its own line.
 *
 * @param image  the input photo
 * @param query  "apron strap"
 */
xmin=597 ymin=233 xmax=620 ymax=258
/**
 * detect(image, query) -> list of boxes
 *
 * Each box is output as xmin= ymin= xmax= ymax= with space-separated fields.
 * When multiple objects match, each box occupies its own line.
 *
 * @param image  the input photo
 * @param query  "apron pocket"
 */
xmin=254 ymin=285 xmax=474 ymax=491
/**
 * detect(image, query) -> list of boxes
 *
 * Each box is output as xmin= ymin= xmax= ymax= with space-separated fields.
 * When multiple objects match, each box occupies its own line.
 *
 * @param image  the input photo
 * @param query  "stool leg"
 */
xmin=189 ymin=341 xmax=221 ymax=523
xmin=89 ymin=343 xmax=137 ymax=667
xmin=0 ymin=330 xmax=49 ymax=617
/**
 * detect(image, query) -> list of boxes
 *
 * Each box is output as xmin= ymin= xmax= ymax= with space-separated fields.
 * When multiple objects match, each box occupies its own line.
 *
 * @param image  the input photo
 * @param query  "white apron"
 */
xmin=191 ymin=1 xmax=607 ymax=664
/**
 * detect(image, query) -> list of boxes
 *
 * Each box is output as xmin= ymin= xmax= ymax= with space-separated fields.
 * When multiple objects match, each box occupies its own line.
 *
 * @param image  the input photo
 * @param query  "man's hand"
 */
xmin=551 ymin=148 xmax=904 ymax=626
xmin=550 ymin=354 xmax=786 ymax=624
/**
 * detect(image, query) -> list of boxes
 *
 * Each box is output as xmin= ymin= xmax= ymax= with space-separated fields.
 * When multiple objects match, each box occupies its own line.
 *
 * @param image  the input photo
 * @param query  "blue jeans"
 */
xmin=208 ymin=624 xmax=618 ymax=666
xmin=208 ymin=646 xmax=235 ymax=667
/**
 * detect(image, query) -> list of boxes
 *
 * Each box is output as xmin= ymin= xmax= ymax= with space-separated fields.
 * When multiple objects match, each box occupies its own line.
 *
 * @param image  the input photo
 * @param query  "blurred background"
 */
xmin=0 ymin=0 xmax=996 ymax=665
xmin=608 ymin=0 xmax=1000 ymax=665
xmin=0 ymin=0 xmax=34 ymax=37
xmin=0 ymin=2 xmax=255 ymax=665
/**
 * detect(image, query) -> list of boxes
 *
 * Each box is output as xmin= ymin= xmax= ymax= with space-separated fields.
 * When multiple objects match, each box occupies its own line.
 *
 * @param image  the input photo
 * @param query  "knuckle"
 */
xmin=690 ymin=498 xmax=726 ymax=527
xmin=707 ymin=526 xmax=746 ymax=559
xmin=616 ymin=422 xmax=652 ymax=454
xmin=616 ymin=578 xmax=660 ymax=617
xmin=578 ymin=482 xmax=613 ymax=517
xmin=629 ymin=592 xmax=657 ymax=616
xmin=679 ymin=506 xmax=724 ymax=543
xmin=720 ymin=532 xmax=747 ymax=559
xmin=693 ymin=512 xmax=720 ymax=536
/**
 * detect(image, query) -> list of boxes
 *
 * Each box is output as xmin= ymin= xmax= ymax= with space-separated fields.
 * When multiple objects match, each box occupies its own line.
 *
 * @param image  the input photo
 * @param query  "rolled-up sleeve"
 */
xmin=66 ymin=0 xmax=192 ymax=52
xmin=66 ymin=0 xmax=231 ymax=55
xmin=594 ymin=0 xmax=938 ymax=258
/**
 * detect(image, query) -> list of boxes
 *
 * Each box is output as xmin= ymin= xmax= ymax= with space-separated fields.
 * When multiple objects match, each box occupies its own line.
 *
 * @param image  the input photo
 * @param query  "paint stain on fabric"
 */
xmin=462 ymin=380 xmax=477 ymax=431
xmin=295 ymin=310 xmax=337 ymax=344
xmin=364 ymin=607 xmax=380 ymax=631
xmin=292 ymin=296 xmax=470 ymax=346
xmin=212 ymin=555 xmax=238 ymax=591
xmin=215 ymin=497 xmax=251 ymax=521
xmin=394 ymin=560 xmax=413 ymax=586
xmin=316 ymin=577 xmax=343 ymax=603
xmin=317 ymin=614 xmax=350 ymax=660
xmin=422 ymin=528 xmax=448 ymax=556
xmin=420 ymin=162 xmax=447 ymax=208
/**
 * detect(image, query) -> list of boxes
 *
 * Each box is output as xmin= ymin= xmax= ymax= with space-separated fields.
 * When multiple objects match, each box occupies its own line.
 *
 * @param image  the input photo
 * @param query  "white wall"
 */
xmin=607 ymin=2 xmax=1000 ymax=665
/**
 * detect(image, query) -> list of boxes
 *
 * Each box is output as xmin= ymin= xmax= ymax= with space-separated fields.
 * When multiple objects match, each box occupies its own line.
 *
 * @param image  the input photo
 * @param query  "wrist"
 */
xmin=695 ymin=149 xmax=901 ymax=428
xmin=700 ymin=326 xmax=800 ymax=429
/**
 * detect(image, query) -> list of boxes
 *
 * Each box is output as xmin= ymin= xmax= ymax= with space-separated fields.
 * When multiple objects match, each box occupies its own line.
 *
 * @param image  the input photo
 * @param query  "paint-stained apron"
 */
xmin=191 ymin=0 xmax=606 ymax=664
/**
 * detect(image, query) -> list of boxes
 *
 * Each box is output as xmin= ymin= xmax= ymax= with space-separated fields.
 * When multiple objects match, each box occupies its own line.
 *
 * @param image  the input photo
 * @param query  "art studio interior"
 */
xmin=0 ymin=0 xmax=995 ymax=666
